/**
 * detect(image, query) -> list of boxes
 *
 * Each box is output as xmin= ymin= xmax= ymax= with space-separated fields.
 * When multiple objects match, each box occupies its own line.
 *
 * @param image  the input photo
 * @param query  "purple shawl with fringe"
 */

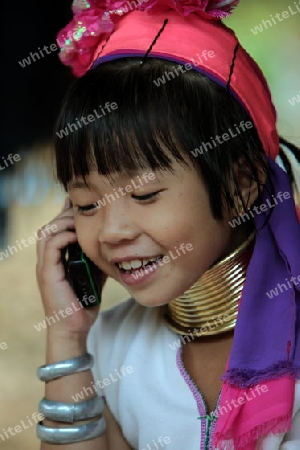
xmin=214 ymin=157 xmax=300 ymax=449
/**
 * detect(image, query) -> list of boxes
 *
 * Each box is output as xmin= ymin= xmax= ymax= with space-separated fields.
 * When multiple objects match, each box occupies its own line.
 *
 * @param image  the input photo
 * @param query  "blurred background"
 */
xmin=0 ymin=1 xmax=299 ymax=448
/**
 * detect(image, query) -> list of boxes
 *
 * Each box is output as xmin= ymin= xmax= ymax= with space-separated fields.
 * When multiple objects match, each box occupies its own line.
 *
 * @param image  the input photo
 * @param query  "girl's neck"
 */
xmin=163 ymin=225 xmax=255 ymax=337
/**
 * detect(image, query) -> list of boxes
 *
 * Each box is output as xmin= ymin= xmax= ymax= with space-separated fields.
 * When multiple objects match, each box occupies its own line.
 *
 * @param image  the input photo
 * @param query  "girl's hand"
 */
xmin=36 ymin=197 xmax=102 ymax=337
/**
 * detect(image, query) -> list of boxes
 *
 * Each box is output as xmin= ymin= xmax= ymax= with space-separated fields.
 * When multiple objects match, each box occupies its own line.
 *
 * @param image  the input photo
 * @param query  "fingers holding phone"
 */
xmin=36 ymin=197 xmax=102 ymax=336
xmin=63 ymin=243 xmax=103 ymax=308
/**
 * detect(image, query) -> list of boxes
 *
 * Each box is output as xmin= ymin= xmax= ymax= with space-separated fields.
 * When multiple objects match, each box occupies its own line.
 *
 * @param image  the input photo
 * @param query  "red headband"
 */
xmin=57 ymin=0 xmax=279 ymax=159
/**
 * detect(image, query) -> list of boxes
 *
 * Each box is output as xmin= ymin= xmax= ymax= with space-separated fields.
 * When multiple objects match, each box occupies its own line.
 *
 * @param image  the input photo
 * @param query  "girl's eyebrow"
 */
xmin=68 ymin=180 xmax=93 ymax=190
xmin=68 ymin=170 xmax=159 ymax=190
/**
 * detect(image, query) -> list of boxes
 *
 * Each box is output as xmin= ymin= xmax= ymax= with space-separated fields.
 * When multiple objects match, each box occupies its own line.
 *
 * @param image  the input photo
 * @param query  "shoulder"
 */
xmin=87 ymin=297 xmax=139 ymax=351
xmin=88 ymin=297 xmax=150 ymax=343
xmin=87 ymin=297 xmax=164 ymax=366
xmin=99 ymin=297 xmax=147 ymax=328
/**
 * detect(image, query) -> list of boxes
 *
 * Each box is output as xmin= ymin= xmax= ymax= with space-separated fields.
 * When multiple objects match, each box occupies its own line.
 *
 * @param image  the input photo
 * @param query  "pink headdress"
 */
xmin=57 ymin=0 xmax=279 ymax=162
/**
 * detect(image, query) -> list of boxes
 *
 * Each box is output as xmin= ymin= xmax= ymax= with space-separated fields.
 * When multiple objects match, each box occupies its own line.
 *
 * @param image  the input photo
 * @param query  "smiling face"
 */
xmin=68 ymin=158 xmax=249 ymax=307
xmin=56 ymin=58 xmax=266 ymax=308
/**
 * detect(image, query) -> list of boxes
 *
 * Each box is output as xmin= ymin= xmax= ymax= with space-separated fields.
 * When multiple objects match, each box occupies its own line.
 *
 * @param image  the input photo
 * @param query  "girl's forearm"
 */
xmin=40 ymin=333 xmax=108 ymax=450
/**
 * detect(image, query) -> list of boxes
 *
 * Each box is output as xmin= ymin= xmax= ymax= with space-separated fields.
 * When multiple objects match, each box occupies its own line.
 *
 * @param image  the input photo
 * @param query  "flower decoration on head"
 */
xmin=138 ymin=0 xmax=240 ymax=19
xmin=57 ymin=0 xmax=113 ymax=77
xmin=57 ymin=0 xmax=240 ymax=77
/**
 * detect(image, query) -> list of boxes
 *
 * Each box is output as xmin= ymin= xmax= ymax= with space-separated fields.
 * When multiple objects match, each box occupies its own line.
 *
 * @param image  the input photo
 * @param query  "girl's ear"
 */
xmin=231 ymin=157 xmax=267 ymax=215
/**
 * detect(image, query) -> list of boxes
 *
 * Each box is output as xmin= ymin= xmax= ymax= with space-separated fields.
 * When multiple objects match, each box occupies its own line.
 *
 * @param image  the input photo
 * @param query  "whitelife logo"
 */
xmin=288 ymin=89 xmax=300 ymax=106
xmin=34 ymin=297 xmax=97 ymax=332
xmin=71 ymin=366 xmax=134 ymax=402
xmin=18 ymin=43 xmax=59 ymax=68
xmin=228 ymin=191 xmax=291 ymax=228
xmin=250 ymin=1 xmax=300 ymax=35
xmin=0 ymin=412 xmax=45 ymax=443
xmin=93 ymin=172 xmax=156 ymax=211
xmin=141 ymin=436 xmax=171 ymax=450
xmin=169 ymin=314 xmax=230 ymax=351
xmin=198 ymin=384 xmax=269 ymax=422
xmin=0 ymin=224 xmax=58 ymax=261
xmin=266 ymin=275 xmax=300 ymax=299
xmin=191 ymin=121 xmax=253 ymax=157
xmin=0 ymin=153 xmax=21 ymax=171
xmin=55 ymin=102 xmax=118 ymax=138
xmin=153 ymin=50 xmax=215 ymax=87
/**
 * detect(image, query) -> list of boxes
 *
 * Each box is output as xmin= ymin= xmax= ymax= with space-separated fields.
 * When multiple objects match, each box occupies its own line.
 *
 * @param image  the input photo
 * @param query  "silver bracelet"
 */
xmin=36 ymin=416 xmax=106 ymax=444
xmin=37 ymin=353 xmax=94 ymax=382
xmin=38 ymin=396 xmax=104 ymax=423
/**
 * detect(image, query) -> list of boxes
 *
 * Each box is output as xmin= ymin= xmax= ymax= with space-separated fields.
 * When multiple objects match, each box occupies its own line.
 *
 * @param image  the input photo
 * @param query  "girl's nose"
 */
xmin=97 ymin=201 xmax=140 ymax=245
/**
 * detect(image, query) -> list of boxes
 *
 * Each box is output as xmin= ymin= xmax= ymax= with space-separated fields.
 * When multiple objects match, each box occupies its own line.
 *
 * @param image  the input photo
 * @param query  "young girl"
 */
xmin=35 ymin=0 xmax=300 ymax=449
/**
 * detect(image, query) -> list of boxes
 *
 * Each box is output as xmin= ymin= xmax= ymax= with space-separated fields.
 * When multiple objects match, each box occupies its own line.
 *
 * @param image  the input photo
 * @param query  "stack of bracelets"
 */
xmin=36 ymin=353 xmax=106 ymax=444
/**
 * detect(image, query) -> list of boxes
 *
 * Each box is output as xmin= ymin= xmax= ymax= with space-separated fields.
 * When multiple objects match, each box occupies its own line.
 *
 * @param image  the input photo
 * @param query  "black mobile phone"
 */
xmin=63 ymin=243 xmax=102 ymax=308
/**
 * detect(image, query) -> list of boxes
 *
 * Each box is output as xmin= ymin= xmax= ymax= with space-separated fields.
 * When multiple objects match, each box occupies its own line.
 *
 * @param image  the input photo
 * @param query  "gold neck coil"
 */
xmin=164 ymin=232 xmax=255 ymax=336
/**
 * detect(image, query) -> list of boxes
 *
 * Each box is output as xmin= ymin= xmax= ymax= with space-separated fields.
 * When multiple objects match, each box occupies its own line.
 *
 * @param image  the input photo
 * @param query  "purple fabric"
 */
xmin=222 ymin=157 xmax=300 ymax=387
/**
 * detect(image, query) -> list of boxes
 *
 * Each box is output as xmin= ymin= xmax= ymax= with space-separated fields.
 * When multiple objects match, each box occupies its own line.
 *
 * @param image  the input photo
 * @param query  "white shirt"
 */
xmin=87 ymin=298 xmax=300 ymax=450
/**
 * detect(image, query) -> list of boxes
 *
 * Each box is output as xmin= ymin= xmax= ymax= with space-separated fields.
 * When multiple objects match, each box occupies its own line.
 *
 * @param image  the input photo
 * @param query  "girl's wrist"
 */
xmin=46 ymin=331 xmax=88 ymax=363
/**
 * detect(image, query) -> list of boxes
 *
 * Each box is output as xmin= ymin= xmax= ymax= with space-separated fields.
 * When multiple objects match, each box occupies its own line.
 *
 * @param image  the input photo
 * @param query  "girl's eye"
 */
xmin=132 ymin=191 xmax=161 ymax=203
xmin=75 ymin=191 xmax=161 ymax=212
xmin=77 ymin=203 xmax=98 ymax=212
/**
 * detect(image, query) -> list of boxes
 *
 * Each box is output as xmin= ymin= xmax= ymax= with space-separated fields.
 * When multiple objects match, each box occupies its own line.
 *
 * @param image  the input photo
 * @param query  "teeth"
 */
xmin=143 ymin=257 xmax=158 ymax=265
xmin=119 ymin=261 xmax=133 ymax=270
xmin=130 ymin=260 xmax=143 ymax=269
xmin=117 ymin=256 xmax=161 ymax=270
xmin=117 ymin=260 xmax=143 ymax=270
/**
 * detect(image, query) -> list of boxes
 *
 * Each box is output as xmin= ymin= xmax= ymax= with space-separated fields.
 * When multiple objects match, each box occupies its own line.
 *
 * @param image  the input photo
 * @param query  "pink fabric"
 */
xmin=57 ymin=0 xmax=239 ymax=76
xmin=214 ymin=378 xmax=294 ymax=449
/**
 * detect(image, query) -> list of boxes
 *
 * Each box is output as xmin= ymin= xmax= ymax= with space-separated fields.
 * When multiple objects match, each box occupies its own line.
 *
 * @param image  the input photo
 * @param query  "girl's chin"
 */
xmin=124 ymin=278 xmax=198 ymax=307
xmin=130 ymin=292 xmax=175 ymax=308
xmin=135 ymin=299 xmax=169 ymax=308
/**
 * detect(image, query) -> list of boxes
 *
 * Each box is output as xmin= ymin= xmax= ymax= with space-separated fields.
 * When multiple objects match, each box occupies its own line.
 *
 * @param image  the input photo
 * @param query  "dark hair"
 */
xmin=54 ymin=57 xmax=273 ymax=220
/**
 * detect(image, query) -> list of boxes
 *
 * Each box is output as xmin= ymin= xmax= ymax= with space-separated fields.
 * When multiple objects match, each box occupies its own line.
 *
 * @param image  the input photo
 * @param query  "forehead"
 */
xmin=67 ymin=169 xmax=154 ymax=191
xmin=67 ymin=161 xmax=197 ymax=193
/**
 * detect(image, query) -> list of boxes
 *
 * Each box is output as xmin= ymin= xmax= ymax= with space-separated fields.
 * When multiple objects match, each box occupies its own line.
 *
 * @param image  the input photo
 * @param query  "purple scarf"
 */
xmin=214 ymin=157 xmax=300 ymax=449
